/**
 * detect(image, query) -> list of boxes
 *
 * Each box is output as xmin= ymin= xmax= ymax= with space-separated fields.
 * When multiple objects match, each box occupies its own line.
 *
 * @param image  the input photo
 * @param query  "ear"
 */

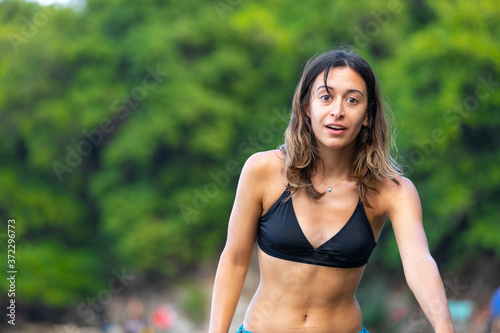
xmin=304 ymin=104 xmax=311 ymax=119
xmin=362 ymin=111 xmax=369 ymax=127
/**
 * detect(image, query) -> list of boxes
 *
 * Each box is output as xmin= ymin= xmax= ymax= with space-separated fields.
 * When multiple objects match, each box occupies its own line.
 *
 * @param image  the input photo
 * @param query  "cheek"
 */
xmin=310 ymin=113 xmax=324 ymax=130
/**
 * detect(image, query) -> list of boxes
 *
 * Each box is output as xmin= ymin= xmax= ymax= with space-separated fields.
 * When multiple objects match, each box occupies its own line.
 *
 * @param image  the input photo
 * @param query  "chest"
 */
xmin=291 ymin=191 xmax=363 ymax=249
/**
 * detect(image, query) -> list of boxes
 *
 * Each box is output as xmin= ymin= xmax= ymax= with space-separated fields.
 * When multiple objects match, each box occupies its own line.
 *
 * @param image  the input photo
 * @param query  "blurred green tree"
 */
xmin=377 ymin=0 xmax=500 ymax=269
xmin=0 ymin=0 xmax=497 ymax=314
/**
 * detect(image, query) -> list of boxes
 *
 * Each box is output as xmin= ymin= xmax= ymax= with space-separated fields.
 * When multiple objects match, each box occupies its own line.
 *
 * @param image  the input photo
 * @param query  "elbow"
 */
xmin=403 ymin=254 xmax=438 ymax=287
xmin=219 ymin=245 xmax=253 ymax=271
xmin=402 ymin=252 xmax=435 ymax=271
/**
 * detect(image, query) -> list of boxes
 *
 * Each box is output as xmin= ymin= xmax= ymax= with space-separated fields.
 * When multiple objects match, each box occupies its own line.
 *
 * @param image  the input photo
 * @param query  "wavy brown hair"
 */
xmin=282 ymin=49 xmax=402 ymax=207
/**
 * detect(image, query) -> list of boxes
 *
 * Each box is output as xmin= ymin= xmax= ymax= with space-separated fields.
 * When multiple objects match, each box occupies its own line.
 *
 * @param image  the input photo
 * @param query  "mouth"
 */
xmin=326 ymin=125 xmax=346 ymax=130
xmin=325 ymin=124 xmax=347 ymax=136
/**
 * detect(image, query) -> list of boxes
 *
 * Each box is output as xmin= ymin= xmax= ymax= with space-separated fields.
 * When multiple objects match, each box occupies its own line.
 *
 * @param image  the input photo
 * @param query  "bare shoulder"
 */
xmin=223 ymin=150 xmax=285 ymax=259
xmin=375 ymin=176 xmax=429 ymax=260
xmin=241 ymin=149 xmax=285 ymax=181
xmin=241 ymin=149 xmax=287 ymax=212
xmin=375 ymin=175 xmax=422 ymax=220
xmin=378 ymin=175 xmax=418 ymax=197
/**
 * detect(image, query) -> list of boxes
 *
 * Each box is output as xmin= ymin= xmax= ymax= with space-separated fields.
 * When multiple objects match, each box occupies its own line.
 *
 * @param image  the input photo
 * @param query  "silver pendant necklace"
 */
xmin=326 ymin=174 xmax=348 ymax=193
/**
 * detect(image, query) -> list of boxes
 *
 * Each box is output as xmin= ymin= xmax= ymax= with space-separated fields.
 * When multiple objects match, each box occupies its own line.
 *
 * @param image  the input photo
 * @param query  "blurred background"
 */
xmin=0 ymin=0 xmax=499 ymax=332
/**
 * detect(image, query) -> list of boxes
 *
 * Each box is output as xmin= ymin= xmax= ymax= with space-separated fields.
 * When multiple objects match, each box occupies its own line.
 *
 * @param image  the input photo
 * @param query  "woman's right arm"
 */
xmin=209 ymin=153 xmax=268 ymax=333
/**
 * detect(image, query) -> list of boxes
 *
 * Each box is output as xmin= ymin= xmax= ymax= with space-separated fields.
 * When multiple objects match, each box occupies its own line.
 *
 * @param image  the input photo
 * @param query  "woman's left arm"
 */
xmin=387 ymin=176 xmax=455 ymax=333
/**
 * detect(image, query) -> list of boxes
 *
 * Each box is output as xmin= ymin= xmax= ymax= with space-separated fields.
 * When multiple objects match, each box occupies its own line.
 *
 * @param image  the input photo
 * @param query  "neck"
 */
xmin=313 ymin=144 xmax=355 ymax=182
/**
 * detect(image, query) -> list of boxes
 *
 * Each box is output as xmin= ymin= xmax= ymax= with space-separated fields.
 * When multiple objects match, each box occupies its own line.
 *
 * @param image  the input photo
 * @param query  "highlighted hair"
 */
xmin=282 ymin=49 xmax=401 ymax=207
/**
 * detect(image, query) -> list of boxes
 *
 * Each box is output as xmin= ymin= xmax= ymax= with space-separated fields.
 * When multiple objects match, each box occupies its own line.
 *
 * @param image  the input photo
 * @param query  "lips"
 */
xmin=326 ymin=125 xmax=346 ymax=130
xmin=325 ymin=123 xmax=346 ymax=136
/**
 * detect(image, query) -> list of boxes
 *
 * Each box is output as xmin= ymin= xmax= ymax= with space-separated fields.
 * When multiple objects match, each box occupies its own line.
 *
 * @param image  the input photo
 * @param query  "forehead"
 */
xmin=312 ymin=67 xmax=367 ymax=93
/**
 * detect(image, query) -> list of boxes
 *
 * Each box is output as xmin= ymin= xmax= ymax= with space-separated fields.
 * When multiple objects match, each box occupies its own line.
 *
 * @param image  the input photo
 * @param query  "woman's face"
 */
xmin=307 ymin=66 xmax=368 ymax=152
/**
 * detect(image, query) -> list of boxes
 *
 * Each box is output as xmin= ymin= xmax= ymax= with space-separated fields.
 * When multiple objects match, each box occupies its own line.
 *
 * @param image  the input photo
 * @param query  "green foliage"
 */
xmin=17 ymin=242 xmax=102 ymax=307
xmin=0 ymin=0 xmax=498 ymax=311
xmin=377 ymin=0 xmax=500 ymax=266
xmin=357 ymin=274 xmax=390 ymax=328
xmin=178 ymin=282 xmax=207 ymax=325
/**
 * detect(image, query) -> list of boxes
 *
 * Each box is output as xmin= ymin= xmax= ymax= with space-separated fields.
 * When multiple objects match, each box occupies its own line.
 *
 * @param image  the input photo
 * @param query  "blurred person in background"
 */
xmin=209 ymin=49 xmax=455 ymax=333
xmin=489 ymin=287 xmax=500 ymax=332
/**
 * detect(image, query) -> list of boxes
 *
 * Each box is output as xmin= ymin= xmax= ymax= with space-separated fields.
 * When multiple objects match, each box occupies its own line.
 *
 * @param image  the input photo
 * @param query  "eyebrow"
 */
xmin=315 ymin=85 xmax=365 ymax=98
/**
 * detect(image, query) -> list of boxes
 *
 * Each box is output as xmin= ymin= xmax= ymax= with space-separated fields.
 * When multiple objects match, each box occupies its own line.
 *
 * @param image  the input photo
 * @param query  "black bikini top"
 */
xmin=258 ymin=187 xmax=376 ymax=268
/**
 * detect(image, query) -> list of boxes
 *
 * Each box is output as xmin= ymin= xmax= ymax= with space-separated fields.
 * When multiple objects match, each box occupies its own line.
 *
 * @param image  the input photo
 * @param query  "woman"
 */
xmin=209 ymin=49 xmax=455 ymax=333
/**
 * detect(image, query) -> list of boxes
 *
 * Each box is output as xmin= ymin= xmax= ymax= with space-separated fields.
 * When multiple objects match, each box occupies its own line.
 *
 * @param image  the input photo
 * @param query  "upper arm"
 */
xmin=384 ymin=176 xmax=431 ymax=264
xmin=221 ymin=152 xmax=273 ymax=265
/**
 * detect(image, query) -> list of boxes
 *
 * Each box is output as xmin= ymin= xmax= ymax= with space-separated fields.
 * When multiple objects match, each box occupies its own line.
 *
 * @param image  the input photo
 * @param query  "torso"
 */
xmin=243 ymin=150 xmax=388 ymax=333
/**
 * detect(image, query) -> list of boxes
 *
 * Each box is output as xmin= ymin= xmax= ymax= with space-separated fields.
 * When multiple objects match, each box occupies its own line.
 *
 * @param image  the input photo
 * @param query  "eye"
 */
xmin=320 ymin=95 xmax=332 ymax=101
xmin=346 ymin=97 xmax=358 ymax=104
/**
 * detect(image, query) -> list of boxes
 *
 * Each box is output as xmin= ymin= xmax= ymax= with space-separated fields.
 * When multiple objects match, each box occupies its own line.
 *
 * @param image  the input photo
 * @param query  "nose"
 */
xmin=330 ymin=99 xmax=345 ymax=120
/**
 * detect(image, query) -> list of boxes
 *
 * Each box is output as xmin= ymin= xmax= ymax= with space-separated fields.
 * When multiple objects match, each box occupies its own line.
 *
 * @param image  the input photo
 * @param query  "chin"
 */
xmin=319 ymin=141 xmax=350 ymax=151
